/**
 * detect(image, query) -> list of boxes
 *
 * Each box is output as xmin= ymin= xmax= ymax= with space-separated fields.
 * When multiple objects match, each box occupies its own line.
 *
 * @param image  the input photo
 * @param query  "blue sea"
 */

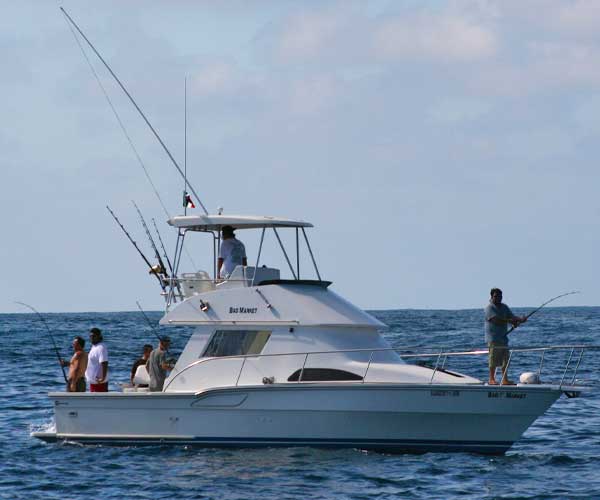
xmin=1 ymin=307 xmax=599 ymax=499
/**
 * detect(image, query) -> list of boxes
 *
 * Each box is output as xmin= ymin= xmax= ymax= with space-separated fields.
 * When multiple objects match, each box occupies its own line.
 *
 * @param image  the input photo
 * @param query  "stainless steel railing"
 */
xmin=163 ymin=344 xmax=600 ymax=391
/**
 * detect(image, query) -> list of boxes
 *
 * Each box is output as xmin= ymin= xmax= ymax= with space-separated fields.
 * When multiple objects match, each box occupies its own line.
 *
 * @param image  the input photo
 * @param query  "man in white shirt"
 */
xmin=85 ymin=327 xmax=109 ymax=392
xmin=217 ymin=226 xmax=247 ymax=279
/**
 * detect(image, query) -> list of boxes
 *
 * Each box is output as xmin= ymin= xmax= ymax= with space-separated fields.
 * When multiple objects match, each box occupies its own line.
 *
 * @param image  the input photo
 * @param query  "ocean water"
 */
xmin=1 ymin=307 xmax=599 ymax=500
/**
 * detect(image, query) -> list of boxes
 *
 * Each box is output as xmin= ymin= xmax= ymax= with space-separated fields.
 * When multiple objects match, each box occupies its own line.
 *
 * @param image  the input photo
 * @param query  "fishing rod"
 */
xmin=507 ymin=291 xmax=580 ymax=334
xmin=136 ymin=301 xmax=175 ymax=366
xmin=106 ymin=205 xmax=166 ymax=292
xmin=15 ymin=302 xmax=68 ymax=384
xmin=60 ymin=7 xmax=208 ymax=216
xmin=132 ymin=201 xmax=168 ymax=277
xmin=152 ymin=218 xmax=174 ymax=275
xmin=135 ymin=301 xmax=162 ymax=343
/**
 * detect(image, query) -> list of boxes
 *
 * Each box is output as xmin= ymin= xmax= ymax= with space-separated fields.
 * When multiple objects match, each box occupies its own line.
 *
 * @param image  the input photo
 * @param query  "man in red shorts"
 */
xmin=85 ymin=327 xmax=109 ymax=392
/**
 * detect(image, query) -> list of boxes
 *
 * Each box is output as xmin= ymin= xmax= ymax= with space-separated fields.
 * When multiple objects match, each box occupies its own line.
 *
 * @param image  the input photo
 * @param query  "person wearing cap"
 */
xmin=217 ymin=225 xmax=247 ymax=280
xmin=85 ymin=327 xmax=109 ymax=392
xmin=60 ymin=336 xmax=88 ymax=392
xmin=130 ymin=344 xmax=153 ymax=386
xmin=485 ymin=288 xmax=527 ymax=385
xmin=146 ymin=336 xmax=174 ymax=392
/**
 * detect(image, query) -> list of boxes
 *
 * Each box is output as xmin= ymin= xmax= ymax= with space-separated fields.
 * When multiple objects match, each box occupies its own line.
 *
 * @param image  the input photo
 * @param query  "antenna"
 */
xmin=184 ymin=76 xmax=188 ymax=216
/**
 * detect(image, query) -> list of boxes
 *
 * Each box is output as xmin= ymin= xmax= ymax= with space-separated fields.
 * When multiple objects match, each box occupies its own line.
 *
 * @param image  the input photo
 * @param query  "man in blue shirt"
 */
xmin=485 ymin=288 xmax=527 ymax=385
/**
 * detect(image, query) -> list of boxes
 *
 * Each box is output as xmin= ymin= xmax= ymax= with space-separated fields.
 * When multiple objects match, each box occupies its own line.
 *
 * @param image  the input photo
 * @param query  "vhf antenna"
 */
xmin=184 ymin=76 xmax=188 ymax=216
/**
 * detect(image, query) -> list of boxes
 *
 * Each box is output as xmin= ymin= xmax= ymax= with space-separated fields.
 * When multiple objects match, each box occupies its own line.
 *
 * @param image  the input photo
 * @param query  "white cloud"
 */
xmin=276 ymin=10 xmax=344 ymax=61
xmin=552 ymin=0 xmax=600 ymax=36
xmin=372 ymin=13 xmax=498 ymax=63
xmin=427 ymin=97 xmax=492 ymax=124
xmin=190 ymin=61 xmax=239 ymax=96
xmin=288 ymin=75 xmax=339 ymax=116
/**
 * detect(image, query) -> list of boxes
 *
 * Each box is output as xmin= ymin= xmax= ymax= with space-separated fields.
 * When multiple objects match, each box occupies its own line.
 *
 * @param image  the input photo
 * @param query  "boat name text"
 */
xmin=487 ymin=391 xmax=526 ymax=399
xmin=430 ymin=390 xmax=460 ymax=397
xmin=229 ymin=306 xmax=258 ymax=314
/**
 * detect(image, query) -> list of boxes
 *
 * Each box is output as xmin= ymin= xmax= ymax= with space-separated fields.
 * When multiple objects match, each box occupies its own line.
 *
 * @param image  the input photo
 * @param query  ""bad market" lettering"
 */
xmin=229 ymin=306 xmax=258 ymax=314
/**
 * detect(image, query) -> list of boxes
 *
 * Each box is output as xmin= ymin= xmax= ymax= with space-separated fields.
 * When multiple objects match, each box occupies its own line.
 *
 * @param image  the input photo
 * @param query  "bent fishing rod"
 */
xmin=15 ymin=302 xmax=68 ymax=384
xmin=507 ymin=290 xmax=580 ymax=334
xmin=106 ymin=206 xmax=166 ymax=292
xmin=60 ymin=7 xmax=208 ymax=215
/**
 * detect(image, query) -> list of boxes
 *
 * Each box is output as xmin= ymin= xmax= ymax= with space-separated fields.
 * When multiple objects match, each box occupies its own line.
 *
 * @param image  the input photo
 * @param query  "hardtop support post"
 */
xmin=251 ymin=227 xmax=266 ymax=287
xmin=273 ymin=227 xmax=297 ymax=280
xmin=301 ymin=227 xmax=321 ymax=281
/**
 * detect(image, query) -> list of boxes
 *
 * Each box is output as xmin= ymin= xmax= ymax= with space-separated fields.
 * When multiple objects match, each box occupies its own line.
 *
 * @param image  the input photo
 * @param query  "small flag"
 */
xmin=183 ymin=192 xmax=195 ymax=209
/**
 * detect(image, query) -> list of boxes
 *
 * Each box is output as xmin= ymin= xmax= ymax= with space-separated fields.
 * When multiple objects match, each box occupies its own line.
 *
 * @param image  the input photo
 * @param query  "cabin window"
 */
xmin=203 ymin=330 xmax=271 ymax=358
xmin=287 ymin=368 xmax=363 ymax=382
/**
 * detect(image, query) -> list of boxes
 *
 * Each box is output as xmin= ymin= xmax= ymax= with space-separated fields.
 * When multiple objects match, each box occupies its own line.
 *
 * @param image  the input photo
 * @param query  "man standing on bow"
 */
xmin=146 ymin=336 xmax=174 ymax=392
xmin=85 ymin=327 xmax=109 ymax=392
xmin=485 ymin=288 xmax=527 ymax=385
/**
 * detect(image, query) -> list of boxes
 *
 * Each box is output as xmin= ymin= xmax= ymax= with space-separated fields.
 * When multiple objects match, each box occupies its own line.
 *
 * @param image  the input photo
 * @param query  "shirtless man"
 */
xmin=61 ymin=336 xmax=88 ymax=392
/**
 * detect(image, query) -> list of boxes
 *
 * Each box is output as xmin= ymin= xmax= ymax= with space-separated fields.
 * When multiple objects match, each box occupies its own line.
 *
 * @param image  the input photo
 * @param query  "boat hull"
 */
xmin=34 ymin=383 xmax=564 ymax=454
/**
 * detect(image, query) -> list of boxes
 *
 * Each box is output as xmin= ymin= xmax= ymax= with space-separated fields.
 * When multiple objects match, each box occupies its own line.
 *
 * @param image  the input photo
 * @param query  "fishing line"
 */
xmin=15 ymin=302 xmax=68 ymax=384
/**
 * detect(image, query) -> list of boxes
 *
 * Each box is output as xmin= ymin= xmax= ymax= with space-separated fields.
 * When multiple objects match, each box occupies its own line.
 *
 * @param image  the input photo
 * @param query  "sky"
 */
xmin=1 ymin=0 xmax=598 ymax=313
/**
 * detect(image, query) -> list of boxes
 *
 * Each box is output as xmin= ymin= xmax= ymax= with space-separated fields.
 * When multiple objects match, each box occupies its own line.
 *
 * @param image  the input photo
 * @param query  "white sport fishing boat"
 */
xmin=33 ymin=213 xmax=590 ymax=454
xmin=33 ymin=10 xmax=590 ymax=454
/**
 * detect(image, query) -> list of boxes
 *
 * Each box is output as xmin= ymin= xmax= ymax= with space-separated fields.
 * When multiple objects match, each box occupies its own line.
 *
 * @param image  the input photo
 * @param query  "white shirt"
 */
xmin=85 ymin=342 xmax=109 ymax=383
xmin=219 ymin=238 xmax=246 ymax=276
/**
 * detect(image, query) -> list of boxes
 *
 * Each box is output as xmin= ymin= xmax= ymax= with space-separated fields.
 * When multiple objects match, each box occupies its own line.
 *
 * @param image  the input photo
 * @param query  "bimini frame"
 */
xmin=165 ymin=215 xmax=321 ymax=309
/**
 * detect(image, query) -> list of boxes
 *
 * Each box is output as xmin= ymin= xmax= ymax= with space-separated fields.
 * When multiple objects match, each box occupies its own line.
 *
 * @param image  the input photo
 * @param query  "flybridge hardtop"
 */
xmin=168 ymin=214 xmax=313 ymax=231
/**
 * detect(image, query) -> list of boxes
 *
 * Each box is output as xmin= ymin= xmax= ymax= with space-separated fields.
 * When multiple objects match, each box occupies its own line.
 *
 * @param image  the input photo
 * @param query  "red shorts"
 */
xmin=90 ymin=382 xmax=108 ymax=392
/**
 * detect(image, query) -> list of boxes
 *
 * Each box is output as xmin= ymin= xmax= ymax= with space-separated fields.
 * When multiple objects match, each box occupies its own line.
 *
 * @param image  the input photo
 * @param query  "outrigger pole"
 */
xmin=507 ymin=291 xmax=580 ymax=335
xmin=60 ymin=7 xmax=208 ymax=215
xmin=106 ymin=206 xmax=166 ymax=292
xmin=15 ymin=302 xmax=68 ymax=385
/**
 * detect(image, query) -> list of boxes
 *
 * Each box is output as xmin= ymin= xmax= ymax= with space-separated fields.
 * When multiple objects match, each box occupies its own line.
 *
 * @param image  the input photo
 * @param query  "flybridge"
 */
xmin=165 ymin=212 xmax=323 ymax=310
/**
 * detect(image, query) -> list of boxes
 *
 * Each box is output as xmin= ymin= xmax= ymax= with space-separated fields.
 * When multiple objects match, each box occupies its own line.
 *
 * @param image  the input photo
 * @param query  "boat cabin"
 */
xmin=154 ymin=213 xmax=478 ymax=393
